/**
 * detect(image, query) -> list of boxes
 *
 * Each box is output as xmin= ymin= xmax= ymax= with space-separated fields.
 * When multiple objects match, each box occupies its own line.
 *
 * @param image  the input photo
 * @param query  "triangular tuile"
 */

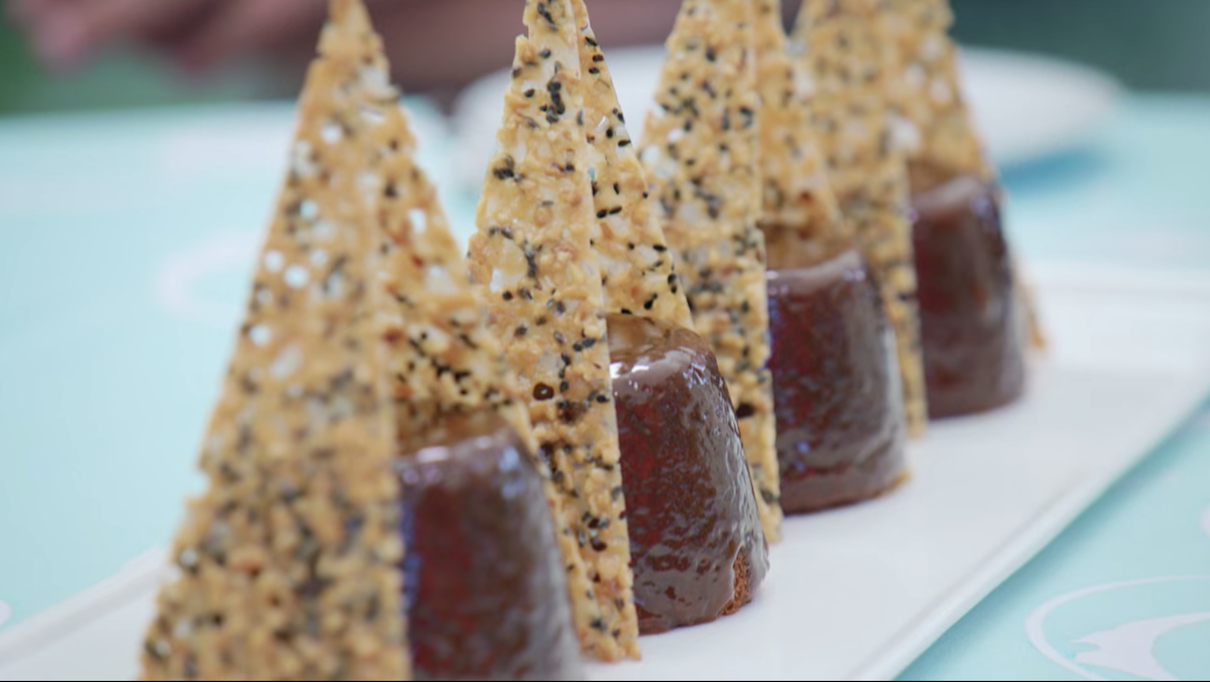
xmin=882 ymin=0 xmax=993 ymax=183
xmin=375 ymin=19 xmax=599 ymax=672
xmin=465 ymin=0 xmax=641 ymax=662
xmin=569 ymin=0 xmax=694 ymax=330
xmin=754 ymin=0 xmax=852 ymax=270
xmin=640 ymin=0 xmax=783 ymax=542
xmin=882 ymin=0 xmax=1047 ymax=351
xmin=141 ymin=1 xmax=409 ymax=679
xmin=792 ymin=0 xmax=929 ymax=436
xmin=374 ymin=53 xmax=536 ymax=459
xmin=1018 ymin=263 xmax=1047 ymax=350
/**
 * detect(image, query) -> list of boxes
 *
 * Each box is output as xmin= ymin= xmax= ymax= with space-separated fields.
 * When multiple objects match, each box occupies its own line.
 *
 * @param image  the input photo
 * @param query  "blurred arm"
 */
xmin=373 ymin=0 xmax=684 ymax=93
xmin=10 ymin=0 xmax=799 ymax=97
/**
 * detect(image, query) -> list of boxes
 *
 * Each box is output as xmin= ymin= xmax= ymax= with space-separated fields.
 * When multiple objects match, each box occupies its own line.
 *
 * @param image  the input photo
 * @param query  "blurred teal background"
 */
xmin=950 ymin=0 xmax=1210 ymax=93
xmin=0 ymin=13 xmax=264 ymax=116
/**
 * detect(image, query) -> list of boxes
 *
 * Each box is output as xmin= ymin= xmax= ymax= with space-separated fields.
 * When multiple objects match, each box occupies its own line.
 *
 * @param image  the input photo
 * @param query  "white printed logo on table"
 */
xmin=1027 ymin=504 xmax=1210 ymax=681
xmin=155 ymin=232 xmax=261 ymax=328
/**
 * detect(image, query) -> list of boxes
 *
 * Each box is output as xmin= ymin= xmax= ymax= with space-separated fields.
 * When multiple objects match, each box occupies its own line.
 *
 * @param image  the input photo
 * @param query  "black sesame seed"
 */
xmin=525 ymin=250 xmax=539 ymax=278
xmin=558 ymin=400 xmax=582 ymax=425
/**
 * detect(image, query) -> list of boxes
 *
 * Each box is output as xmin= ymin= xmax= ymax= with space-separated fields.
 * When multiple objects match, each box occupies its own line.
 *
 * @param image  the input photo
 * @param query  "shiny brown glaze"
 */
xmin=911 ymin=173 xmax=1028 ymax=419
xmin=608 ymin=314 xmax=768 ymax=635
xmin=396 ymin=413 xmax=582 ymax=681
xmin=767 ymin=250 xmax=908 ymax=513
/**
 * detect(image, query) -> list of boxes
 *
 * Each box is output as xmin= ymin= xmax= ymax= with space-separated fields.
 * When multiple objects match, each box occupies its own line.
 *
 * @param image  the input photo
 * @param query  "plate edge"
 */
xmin=850 ymin=362 xmax=1210 ymax=681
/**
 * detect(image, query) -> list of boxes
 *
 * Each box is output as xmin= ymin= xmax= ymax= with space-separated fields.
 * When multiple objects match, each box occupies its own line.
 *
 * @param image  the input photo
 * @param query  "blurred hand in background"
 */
xmin=7 ymin=0 xmax=745 ymax=99
xmin=11 ymin=0 xmax=1208 ymax=116
xmin=9 ymin=0 xmax=324 ymax=73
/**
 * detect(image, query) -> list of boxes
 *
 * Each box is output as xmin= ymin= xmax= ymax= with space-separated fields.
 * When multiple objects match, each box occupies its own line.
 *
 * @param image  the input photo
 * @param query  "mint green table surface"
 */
xmin=0 ymin=95 xmax=1208 ymax=680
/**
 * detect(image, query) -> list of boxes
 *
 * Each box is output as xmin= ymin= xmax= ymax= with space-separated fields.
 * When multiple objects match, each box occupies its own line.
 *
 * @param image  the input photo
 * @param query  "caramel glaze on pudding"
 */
xmin=911 ymin=170 xmax=1028 ymax=419
xmin=766 ymin=250 xmax=908 ymax=514
xmin=608 ymin=314 xmax=769 ymax=635
xmin=396 ymin=412 xmax=583 ymax=681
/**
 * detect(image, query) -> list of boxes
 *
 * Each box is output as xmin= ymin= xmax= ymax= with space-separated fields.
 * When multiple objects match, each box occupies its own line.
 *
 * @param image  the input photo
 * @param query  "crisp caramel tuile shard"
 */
xmin=141 ymin=1 xmax=409 ymax=679
xmin=792 ymin=0 xmax=929 ymax=436
xmin=881 ymin=0 xmax=1047 ymax=351
xmin=1018 ymin=264 xmax=1047 ymax=351
xmin=374 ymin=55 xmax=536 ymax=458
xmin=376 ymin=50 xmax=593 ymax=678
xmin=882 ymin=0 xmax=991 ymax=182
xmin=640 ymin=0 xmax=783 ymax=542
xmin=465 ymin=0 xmax=641 ymax=662
xmin=754 ymin=0 xmax=852 ymax=270
xmin=569 ymin=0 xmax=694 ymax=330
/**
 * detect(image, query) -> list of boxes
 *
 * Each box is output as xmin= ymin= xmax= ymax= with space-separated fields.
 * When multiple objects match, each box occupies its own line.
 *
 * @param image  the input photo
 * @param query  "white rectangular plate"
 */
xmin=3 ymin=265 xmax=1210 ymax=682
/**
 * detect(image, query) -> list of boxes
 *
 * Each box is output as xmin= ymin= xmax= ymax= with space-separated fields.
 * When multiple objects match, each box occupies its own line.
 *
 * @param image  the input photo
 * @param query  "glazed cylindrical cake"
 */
xmin=767 ymin=249 xmax=908 ymax=513
xmin=396 ymin=413 xmax=583 ymax=681
xmin=911 ymin=173 xmax=1028 ymax=419
xmin=608 ymin=314 xmax=769 ymax=635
